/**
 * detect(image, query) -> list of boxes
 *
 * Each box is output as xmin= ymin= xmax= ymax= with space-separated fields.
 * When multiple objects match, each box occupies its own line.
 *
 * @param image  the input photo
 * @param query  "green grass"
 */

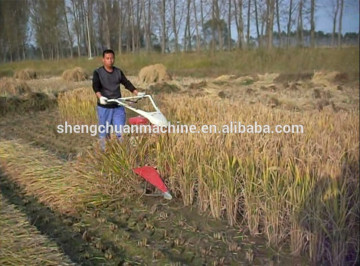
xmin=0 ymin=47 xmax=358 ymax=78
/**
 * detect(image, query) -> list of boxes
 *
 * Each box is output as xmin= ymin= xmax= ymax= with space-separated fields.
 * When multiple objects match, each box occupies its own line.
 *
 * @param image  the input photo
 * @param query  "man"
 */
xmin=92 ymin=49 xmax=142 ymax=150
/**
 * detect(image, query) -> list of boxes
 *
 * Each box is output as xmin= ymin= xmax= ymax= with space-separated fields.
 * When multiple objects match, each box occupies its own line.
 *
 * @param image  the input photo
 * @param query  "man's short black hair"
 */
xmin=103 ymin=49 xmax=115 ymax=57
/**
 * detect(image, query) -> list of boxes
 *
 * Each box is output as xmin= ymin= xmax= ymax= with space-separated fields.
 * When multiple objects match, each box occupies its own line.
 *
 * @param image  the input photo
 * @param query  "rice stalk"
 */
xmin=0 ymin=195 xmax=74 ymax=265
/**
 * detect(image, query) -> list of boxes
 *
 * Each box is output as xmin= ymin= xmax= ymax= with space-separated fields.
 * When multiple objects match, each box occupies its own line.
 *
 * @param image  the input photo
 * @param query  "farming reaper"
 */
xmin=92 ymin=49 xmax=171 ymax=200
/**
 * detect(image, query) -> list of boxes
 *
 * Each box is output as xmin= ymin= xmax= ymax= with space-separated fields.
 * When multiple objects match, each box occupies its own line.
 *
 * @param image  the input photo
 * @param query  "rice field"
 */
xmin=0 ymin=194 xmax=74 ymax=265
xmin=0 ymin=50 xmax=359 ymax=265
xmin=60 ymin=88 xmax=359 ymax=264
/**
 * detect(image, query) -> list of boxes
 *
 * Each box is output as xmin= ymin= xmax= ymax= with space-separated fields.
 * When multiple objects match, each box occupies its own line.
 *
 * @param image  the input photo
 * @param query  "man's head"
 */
xmin=102 ymin=49 xmax=115 ymax=69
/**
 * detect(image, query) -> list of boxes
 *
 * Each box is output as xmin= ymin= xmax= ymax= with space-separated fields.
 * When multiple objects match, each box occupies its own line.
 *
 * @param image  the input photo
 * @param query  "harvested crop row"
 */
xmin=0 ymin=195 xmax=74 ymax=265
xmin=0 ymin=139 xmax=106 ymax=215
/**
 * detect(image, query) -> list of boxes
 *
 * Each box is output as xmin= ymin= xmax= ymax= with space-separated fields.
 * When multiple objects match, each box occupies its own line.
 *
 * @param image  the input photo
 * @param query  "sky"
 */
xmin=316 ymin=0 xmax=359 ymax=33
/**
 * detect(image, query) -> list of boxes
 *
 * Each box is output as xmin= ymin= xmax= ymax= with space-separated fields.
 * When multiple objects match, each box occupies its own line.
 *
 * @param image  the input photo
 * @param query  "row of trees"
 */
xmin=0 ymin=0 xmax=356 ymax=62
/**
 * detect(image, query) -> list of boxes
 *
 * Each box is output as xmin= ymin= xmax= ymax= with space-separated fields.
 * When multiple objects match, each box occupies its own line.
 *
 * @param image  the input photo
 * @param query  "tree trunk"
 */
xmin=184 ymin=0 xmax=191 ymax=51
xmin=147 ymin=0 xmax=151 ymax=52
xmin=16 ymin=47 xmax=20 ymax=61
xmin=200 ymin=0 xmax=205 ymax=48
xmin=102 ymin=0 xmax=111 ymax=49
xmin=287 ymin=0 xmax=293 ymax=47
xmin=276 ymin=0 xmax=281 ymax=47
xmin=310 ymin=0 xmax=315 ymax=47
xmin=297 ymin=0 xmax=304 ymax=47
xmin=71 ymin=0 xmax=81 ymax=56
xmin=260 ymin=2 xmax=266 ymax=46
xmin=187 ymin=0 xmax=192 ymax=51
xmin=22 ymin=44 xmax=26 ymax=60
xmin=136 ymin=0 xmax=141 ymax=52
xmin=63 ymin=0 xmax=73 ymax=58
xmin=227 ymin=0 xmax=232 ymax=50
xmin=118 ymin=0 xmax=123 ymax=54
xmin=266 ymin=0 xmax=275 ymax=49
xmin=143 ymin=0 xmax=151 ymax=53
xmin=77 ymin=32 xmax=81 ymax=56
xmin=234 ymin=0 xmax=244 ymax=49
xmin=214 ymin=0 xmax=223 ymax=50
xmin=161 ymin=0 xmax=166 ymax=53
xmin=89 ymin=0 xmax=95 ymax=56
xmin=80 ymin=1 xmax=88 ymax=56
xmin=337 ymin=0 xmax=343 ymax=47
xmin=172 ymin=0 xmax=179 ymax=52
xmin=126 ymin=0 xmax=131 ymax=52
xmin=57 ymin=41 xmax=60 ymax=60
xmin=331 ymin=0 xmax=339 ymax=47
xmin=85 ymin=0 xmax=92 ymax=58
xmin=142 ymin=0 xmax=147 ymax=53
xmin=193 ymin=0 xmax=201 ymax=52
xmin=254 ymin=0 xmax=261 ymax=47
xmin=131 ymin=0 xmax=135 ymax=53
xmin=247 ymin=0 xmax=251 ymax=47
xmin=211 ymin=0 xmax=216 ymax=51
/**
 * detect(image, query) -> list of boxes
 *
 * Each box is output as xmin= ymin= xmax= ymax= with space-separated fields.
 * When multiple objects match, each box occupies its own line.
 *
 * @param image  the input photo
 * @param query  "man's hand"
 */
xmin=137 ymin=92 xmax=145 ymax=97
xmin=99 ymin=96 xmax=108 ymax=105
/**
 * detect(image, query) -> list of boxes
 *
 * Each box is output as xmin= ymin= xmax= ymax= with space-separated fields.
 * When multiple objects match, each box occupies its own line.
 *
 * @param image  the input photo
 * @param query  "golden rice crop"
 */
xmin=58 ymin=88 xmax=359 ymax=264
xmin=14 ymin=68 xmax=37 ymax=80
xmin=57 ymin=87 xmax=97 ymax=124
xmin=62 ymin=67 xmax=88 ymax=82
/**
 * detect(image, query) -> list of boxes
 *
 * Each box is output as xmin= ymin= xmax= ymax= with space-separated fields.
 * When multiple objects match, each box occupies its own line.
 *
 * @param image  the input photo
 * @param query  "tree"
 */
xmin=214 ymin=0 xmax=223 ymax=50
xmin=193 ymin=0 xmax=201 ymax=52
xmin=265 ymin=0 xmax=275 ymax=49
xmin=184 ymin=0 xmax=192 ymax=51
xmin=143 ymin=0 xmax=152 ymax=53
xmin=331 ymin=0 xmax=340 ymax=47
xmin=275 ymin=0 xmax=282 ymax=47
xmin=1 ymin=1 xmax=29 ymax=61
xmin=203 ymin=18 xmax=228 ymax=50
xmin=1 ymin=0 xmax=355 ymax=61
xmin=31 ymin=0 xmax=66 ymax=59
xmin=135 ymin=0 xmax=142 ymax=52
xmin=170 ymin=0 xmax=179 ymax=52
xmin=118 ymin=0 xmax=124 ymax=54
xmin=227 ymin=0 xmax=232 ymax=50
xmin=310 ymin=0 xmax=315 ymax=47
xmin=234 ymin=0 xmax=245 ymax=49
xmin=160 ymin=0 xmax=166 ymax=53
xmin=63 ymin=0 xmax=74 ymax=58
xmin=103 ymin=0 xmax=111 ymax=49
xmin=337 ymin=0 xmax=344 ymax=47
xmin=200 ymin=0 xmax=206 ymax=47
xmin=0 ymin=2 xmax=4 ymax=61
xmin=246 ymin=0 xmax=251 ymax=47
xmin=254 ymin=0 xmax=261 ymax=47
xmin=85 ymin=0 xmax=93 ymax=58
xmin=287 ymin=0 xmax=293 ymax=47
xmin=297 ymin=0 xmax=304 ymax=47
xmin=69 ymin=0 xmax=84 ymax=56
